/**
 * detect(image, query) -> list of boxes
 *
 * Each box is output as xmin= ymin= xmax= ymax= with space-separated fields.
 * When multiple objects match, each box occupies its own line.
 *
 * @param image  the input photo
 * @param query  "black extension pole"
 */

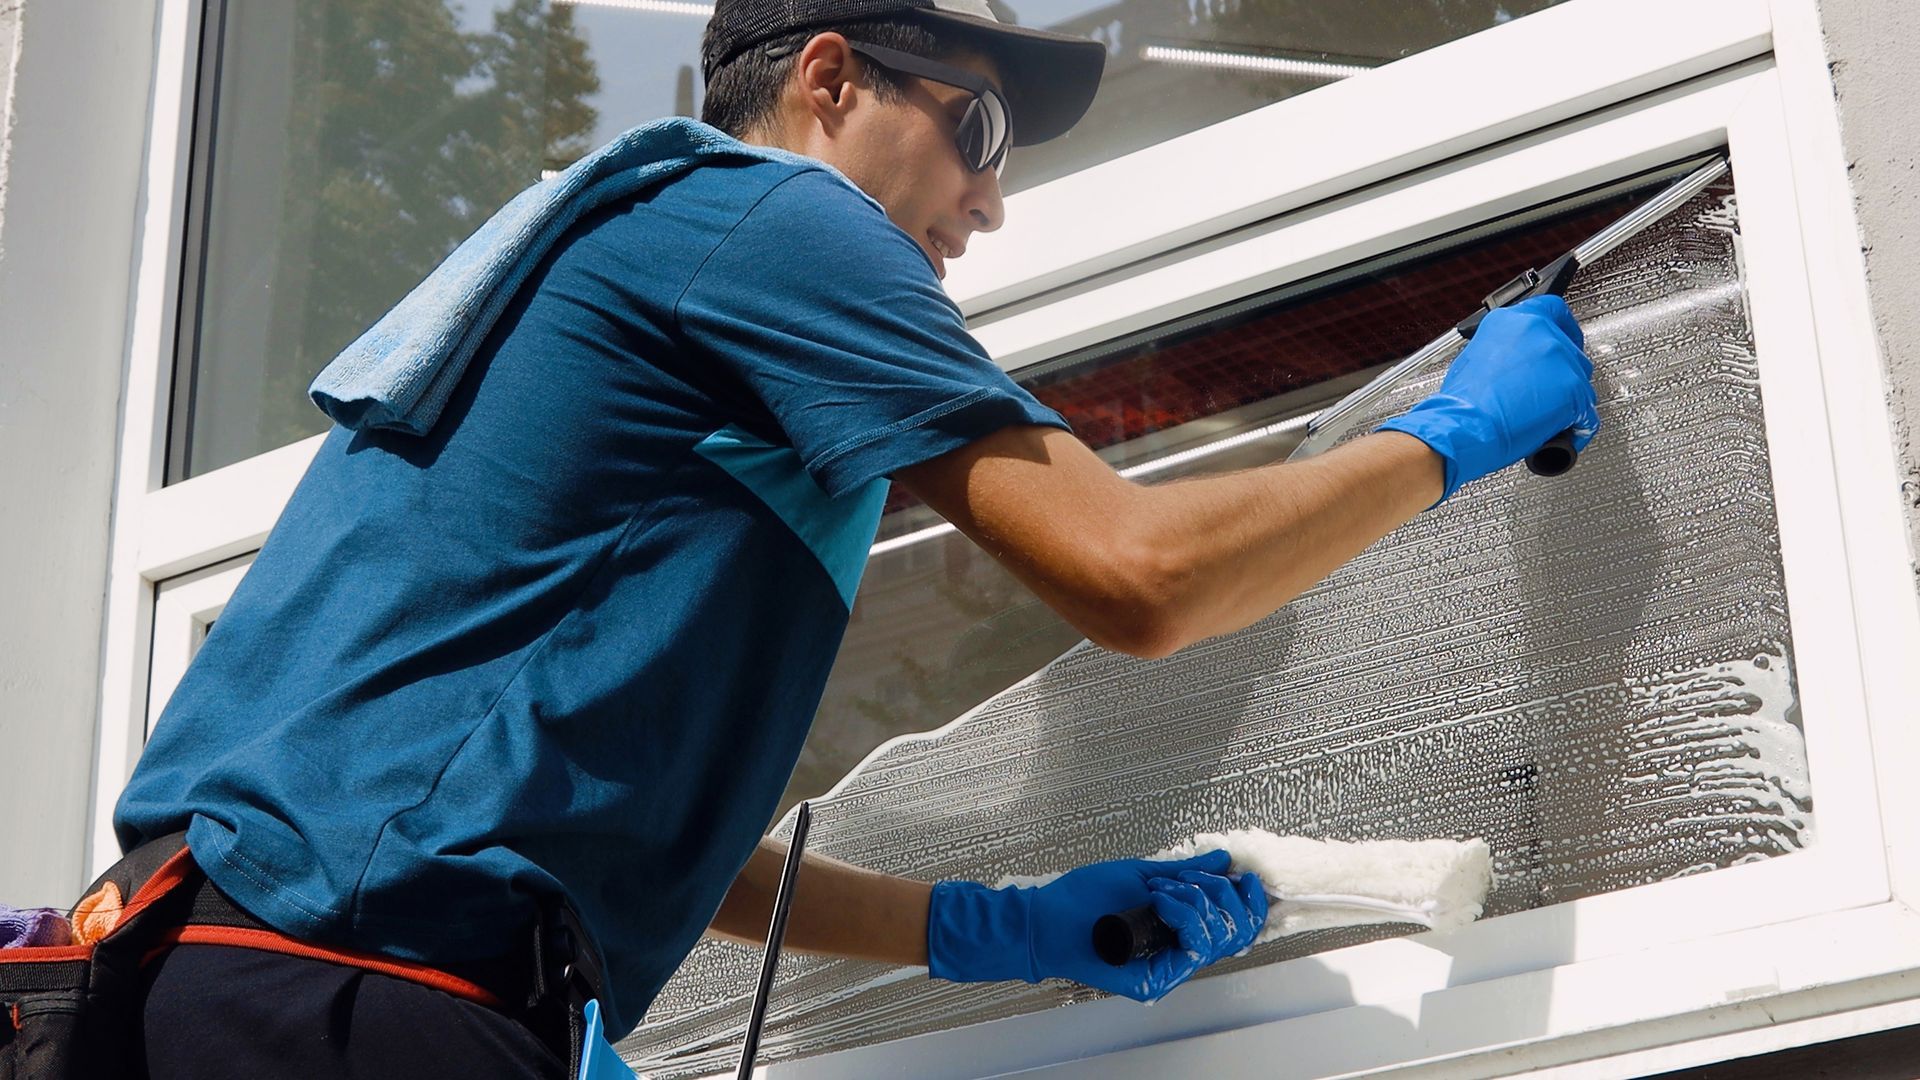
xmin=737 ymin=801 xmax=811 ymax=1079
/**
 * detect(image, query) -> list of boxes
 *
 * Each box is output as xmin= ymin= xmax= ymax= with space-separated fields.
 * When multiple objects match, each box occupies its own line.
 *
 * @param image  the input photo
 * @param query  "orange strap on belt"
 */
xmin=98 ymin=844 xmax=504 ymax=1010
xmin=143 ymin=925 xmax=503 ymax=1008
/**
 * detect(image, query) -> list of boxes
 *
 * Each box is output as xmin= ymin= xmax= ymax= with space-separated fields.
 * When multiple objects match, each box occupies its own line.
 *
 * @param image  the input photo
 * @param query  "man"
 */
xmin=113 ymin=0 xmax=1598 ymax=1074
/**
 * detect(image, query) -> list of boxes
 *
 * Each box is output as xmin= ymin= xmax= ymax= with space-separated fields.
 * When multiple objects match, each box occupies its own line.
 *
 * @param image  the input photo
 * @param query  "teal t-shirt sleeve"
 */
xmin=674 ymin=167 xmax=1069 ymax=498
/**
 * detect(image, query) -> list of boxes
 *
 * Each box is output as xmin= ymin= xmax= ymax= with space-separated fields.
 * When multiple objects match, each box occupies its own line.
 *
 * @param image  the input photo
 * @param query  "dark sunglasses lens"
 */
xmin=981 ymin=91 xmax=1009 ymax=175
xmin=956 ymin=101 xmax=989 ymax=171
xmin=958 ymin=93 xmax=1010 ymax=176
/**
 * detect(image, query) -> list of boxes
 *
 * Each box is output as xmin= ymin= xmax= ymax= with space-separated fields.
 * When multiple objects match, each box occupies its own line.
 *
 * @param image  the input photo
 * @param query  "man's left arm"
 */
xmin=706 ymin=838 xmax=931 ymax=966
xmin=705 ymin=836 xmax=1262 ymax=1003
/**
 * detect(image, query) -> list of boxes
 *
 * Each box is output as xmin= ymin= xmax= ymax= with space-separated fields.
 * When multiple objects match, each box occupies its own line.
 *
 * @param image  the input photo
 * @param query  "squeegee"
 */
xmin=1288 ymin=154 xmax=1732 ymax=473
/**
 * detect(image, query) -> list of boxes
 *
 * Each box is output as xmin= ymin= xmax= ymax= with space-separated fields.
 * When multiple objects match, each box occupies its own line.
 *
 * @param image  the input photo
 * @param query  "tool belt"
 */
xmin=0 ymin=833 xmax=607 ymax=1079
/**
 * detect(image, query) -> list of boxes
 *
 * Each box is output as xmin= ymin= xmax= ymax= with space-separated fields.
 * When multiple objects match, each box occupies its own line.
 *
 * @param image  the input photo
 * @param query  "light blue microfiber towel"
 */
xmin=308 ymin=117 xmax=872 ymax=436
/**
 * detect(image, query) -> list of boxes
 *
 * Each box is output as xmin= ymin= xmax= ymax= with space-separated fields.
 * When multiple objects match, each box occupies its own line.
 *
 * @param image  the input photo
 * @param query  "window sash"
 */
xmin=147 ymin=557 xmax=252 ymax=739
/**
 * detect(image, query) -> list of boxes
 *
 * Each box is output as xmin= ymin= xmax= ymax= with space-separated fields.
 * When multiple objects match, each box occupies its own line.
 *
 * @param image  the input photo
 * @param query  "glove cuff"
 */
xmin=1377 ymin=411 xmax=1465 ymax=504
xmin=926 ymin=880 xmax=1037 ymax=985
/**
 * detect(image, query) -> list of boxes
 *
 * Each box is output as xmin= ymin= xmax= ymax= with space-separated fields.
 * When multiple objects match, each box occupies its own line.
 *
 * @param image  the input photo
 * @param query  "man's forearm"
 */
xmin=900 ymin=424 xmax=1443 ymax=660
xmin=706 ymin=838 xmax=931 ymax=966
xmin=1127 ymin=429 xmax=1443 ymax=651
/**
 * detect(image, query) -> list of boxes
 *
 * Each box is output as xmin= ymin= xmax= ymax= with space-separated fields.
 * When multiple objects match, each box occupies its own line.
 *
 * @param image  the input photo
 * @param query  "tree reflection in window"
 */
xmin=175 ymin=0 xmax=600 ymax=480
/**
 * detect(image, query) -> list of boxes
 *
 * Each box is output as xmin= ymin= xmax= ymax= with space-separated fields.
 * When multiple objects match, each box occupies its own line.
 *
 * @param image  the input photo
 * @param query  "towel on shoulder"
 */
xmin=307 ymin=117 xmax=868 ymax=436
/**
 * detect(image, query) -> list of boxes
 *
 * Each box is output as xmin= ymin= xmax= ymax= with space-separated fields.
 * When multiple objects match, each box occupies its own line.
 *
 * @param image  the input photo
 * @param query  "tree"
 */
xmin=245 ymin=0 xmax=600 ymax=458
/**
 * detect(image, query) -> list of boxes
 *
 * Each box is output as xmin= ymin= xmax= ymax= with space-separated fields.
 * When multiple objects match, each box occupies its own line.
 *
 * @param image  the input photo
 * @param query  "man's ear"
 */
xmin=795 ymin=32 xmax=861 ymax=127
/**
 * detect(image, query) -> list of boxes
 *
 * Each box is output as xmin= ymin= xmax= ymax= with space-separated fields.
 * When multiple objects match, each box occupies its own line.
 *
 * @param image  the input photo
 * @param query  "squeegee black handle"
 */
xmin=1093 ymin=904 xmax=1178 ymax=966
xmin=1454 ymin=251 xmax=1584 ymax=478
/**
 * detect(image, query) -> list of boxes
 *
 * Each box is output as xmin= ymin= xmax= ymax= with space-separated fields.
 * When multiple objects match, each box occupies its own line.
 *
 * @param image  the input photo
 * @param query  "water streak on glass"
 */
xmin=621 ymin=181 xmax=1811 ymax=1075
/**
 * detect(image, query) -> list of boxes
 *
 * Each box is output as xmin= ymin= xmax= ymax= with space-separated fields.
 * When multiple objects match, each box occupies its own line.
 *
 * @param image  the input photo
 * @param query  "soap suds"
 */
xmin=1154 ymin=831 xmax=1492 ymax=940
xmin=997 ymin=831 xmax=1493 ymax=940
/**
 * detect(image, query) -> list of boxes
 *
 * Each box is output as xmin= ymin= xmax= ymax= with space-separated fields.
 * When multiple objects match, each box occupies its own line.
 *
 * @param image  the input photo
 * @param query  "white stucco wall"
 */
xmin=1819 ymin=0 xmax=1920 ymax=579
xmin=0 ymin=0 xmax=158 ymax=906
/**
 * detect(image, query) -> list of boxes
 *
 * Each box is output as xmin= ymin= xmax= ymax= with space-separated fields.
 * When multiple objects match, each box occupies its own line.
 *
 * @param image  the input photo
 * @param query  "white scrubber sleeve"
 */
xmin=1152 ymin=830 xmax=1494 ymax=941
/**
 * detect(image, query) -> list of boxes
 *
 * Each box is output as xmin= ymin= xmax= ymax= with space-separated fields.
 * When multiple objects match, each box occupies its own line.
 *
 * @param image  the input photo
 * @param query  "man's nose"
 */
xmin=965 ymin=165 xmax=1006 ymax=234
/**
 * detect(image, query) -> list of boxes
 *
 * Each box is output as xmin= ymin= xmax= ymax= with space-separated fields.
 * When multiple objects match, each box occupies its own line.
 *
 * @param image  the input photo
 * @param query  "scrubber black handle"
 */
xmin=1526 ymin=432 xmax=1578 ymax=476
xmin=1093 ymin=904 xmax=1177 ymax=966
xmin=1456 ymin=251 xmax=1584 ymax=479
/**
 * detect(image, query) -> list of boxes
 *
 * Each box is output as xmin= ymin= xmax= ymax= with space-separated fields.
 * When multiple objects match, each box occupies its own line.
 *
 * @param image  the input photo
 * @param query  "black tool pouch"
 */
xmin=525 ymin=897 xmax=611 ymax=1079
xmin=0 ymin=950 xmax=88 ymax=1079
xmin=0 ymin=833 xmax=197 ymax=1080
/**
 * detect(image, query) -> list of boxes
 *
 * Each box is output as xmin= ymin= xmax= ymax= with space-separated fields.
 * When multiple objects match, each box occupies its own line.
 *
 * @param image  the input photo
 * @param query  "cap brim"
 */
xmin=913 ymin=11 xmax=1105 ymax=146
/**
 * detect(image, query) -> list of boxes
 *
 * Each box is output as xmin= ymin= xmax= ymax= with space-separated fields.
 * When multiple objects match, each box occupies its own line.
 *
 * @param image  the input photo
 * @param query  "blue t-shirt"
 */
xmin=115 ymin=153 xmax=1066 ymax=1036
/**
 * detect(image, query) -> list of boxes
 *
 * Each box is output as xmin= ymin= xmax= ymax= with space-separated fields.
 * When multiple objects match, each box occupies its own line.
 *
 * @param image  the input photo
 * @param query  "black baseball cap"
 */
xmin=701 ymin=0 xmax=1107 ymax=146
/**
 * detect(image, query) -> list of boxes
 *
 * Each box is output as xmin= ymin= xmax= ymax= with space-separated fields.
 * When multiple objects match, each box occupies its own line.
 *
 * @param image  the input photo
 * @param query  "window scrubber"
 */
xmin=1093 ymin=830 xmax=1495 ymax=965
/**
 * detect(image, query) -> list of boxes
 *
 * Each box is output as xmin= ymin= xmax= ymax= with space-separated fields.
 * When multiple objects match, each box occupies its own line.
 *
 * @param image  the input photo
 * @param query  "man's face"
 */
xmin=821 ymin=48 xmax=1009 ymax=281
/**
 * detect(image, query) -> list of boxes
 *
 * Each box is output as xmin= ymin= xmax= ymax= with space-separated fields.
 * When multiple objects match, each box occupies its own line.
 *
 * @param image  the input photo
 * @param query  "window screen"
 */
xmin=169 ymin=0 xmax=1573 ymax=480
xmin=625 ymin=166 xmax=1811 ymax=1074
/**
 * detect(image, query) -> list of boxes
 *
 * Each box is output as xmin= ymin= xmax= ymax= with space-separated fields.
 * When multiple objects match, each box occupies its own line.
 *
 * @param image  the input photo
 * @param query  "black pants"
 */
xmin=137 ymin=944 xmax=568 ymax=1079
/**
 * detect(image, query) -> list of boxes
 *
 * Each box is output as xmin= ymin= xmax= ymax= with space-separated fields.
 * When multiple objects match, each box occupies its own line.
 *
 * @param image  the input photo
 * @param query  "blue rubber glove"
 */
xmin=926 ymin=850 xmax=1267 ymax=1003
xmin=1378 ymin=295 xmax=1601 ymax=502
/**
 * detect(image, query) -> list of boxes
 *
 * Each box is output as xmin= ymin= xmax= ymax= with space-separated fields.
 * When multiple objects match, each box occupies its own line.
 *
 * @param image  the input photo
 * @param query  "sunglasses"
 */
xmin=769 ymin=38 xmax=1013 ymax=177
xmin=847 ymin=42 xmax=1011 ymax=177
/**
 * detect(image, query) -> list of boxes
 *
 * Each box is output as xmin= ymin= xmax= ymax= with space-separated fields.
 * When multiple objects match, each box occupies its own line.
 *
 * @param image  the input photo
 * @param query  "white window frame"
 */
xmin=98 ymin=0 xmax=1920 ymax=1074
xmin=146 ymin=556 xmax=254 ymax=741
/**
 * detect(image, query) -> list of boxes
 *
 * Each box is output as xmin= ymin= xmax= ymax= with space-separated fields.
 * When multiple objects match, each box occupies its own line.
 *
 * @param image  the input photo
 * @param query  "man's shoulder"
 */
xmin=678 ymin=155 xmax=881 ymax=226
xmin=574 ymin=156 xmax=882 ymax=278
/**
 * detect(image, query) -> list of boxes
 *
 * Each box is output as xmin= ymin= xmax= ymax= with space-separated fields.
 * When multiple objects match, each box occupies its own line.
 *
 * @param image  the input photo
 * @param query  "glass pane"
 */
xmin=534 ymin=0 xmax=1578 ymax=195
xmin=628 ymin=168 xmax=1812 ymax=1072
xmin=1004 ymin=0 xmax=1573 ymax=191
xmin=173 ymin=0 xmax=1573 ymax=478
xmin=173 ymin=0 xmax=637 ymax=480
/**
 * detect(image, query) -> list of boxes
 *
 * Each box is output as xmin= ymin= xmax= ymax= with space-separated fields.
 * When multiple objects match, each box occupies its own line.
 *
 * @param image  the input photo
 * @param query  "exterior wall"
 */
xmin=0 ymin=0 xmax=158 ymax=905
xmin=0 ymin=1 xmax=21 ymax=235
xmin=1820 ymin=0 xmax=1920 ymax=578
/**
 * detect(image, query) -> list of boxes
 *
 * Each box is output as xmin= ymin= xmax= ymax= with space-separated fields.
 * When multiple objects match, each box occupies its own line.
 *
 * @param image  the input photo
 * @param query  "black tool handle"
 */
xmin=738 ymin=802 xmax=810 ymax=1079
xmin=1526 ymin=432 xmax=1578 ymax=476
xmin=1454 ymin=251 xmax=1584 ymax=478
xmin=1093 ymin=904 xmax=1178 ymax=966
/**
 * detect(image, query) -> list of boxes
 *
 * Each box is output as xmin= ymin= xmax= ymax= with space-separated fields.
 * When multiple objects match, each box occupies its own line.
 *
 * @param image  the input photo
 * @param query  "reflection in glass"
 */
xmin=1005 ymin=0 xmax=1572 ymax=191
xmin=630 ymin=173 xmax=1813 ymax=1074
xmin=174 ymin=0 xmax=602 ymax=480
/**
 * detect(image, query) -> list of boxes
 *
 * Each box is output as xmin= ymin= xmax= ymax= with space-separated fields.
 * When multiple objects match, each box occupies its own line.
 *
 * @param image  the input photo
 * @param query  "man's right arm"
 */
xmin=899 ymin=425 xmax=1442 ymax=658
xmin=896 ymin=296 xmax=1599 ymax=658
